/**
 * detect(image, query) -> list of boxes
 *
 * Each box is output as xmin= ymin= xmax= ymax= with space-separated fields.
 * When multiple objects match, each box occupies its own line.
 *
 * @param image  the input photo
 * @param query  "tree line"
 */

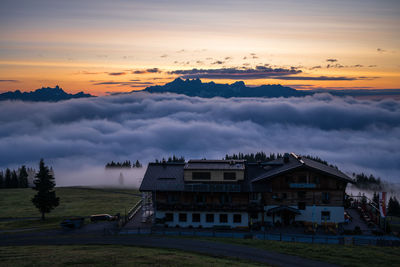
xmin=352 ymin=173 xmax=382 ymax=190
xmin=105 ymin=160 xmax=142 ymax=169
xmin=0 ymin=166 xmax=29 ymax=189
xmin=154 ymin=155 xmax=185 ymax=163
xmin=224 ymin=152 xmax=282 ymax=162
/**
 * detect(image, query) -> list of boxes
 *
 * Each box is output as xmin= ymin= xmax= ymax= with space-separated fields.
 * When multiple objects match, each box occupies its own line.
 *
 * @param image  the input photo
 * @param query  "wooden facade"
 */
xmin=141 ymin=156 xmax=352 ymax=228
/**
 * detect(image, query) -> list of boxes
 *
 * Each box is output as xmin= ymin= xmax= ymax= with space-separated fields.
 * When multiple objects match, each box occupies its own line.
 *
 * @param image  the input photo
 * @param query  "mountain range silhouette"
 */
xmin=143 ymin=78 xmax=309 ymax=98
xmin=0 ymin=85 xmax=94 ymax=102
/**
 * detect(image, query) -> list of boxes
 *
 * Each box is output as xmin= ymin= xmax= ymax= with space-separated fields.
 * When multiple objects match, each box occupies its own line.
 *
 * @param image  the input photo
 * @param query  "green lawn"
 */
xmin=189 ymin=237 xmax=400 ymax=267
xmin=387 ymin=216 xmax=400 ymax=233
xmin=0 ymin=245 xmax=265 ymax=267
xmin=0 ymin=187 xmax=140 ymax=231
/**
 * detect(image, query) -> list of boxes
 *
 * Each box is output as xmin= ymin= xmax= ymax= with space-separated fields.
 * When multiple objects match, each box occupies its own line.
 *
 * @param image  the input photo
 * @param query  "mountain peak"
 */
xmin=143 ymin=78 xmax=309 ymax=98
xmin=0 ymin=86 xmax=94 ymax=102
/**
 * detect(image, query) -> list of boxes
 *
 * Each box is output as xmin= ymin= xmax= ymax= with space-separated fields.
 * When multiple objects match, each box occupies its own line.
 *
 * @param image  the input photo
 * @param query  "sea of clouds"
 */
xmin=0 ymin=92 xmax=399 ymax=187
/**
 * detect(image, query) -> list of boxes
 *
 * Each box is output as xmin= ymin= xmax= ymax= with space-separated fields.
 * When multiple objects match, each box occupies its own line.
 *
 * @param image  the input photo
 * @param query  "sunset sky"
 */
xmin=1 ymin=0 xmax=399 ymax=95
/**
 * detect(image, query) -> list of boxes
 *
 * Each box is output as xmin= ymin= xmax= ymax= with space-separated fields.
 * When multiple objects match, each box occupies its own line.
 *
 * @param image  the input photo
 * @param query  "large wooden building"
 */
xmin=139 ymin=153 xmax=353 ymax=229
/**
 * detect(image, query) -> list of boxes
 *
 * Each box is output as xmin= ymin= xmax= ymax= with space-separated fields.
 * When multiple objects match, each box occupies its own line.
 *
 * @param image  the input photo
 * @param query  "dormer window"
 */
xmin=223 ymin=172 xmax=236 ymax=180
xmin=192 ymin=172 xmax=211 ymax=180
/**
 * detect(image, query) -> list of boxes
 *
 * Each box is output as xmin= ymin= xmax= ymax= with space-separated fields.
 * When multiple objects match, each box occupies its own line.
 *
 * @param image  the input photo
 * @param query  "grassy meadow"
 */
xmin=0 ymin=245 xmax=265 ymax=267
xmin=0 ymin=187 xmax=140 ymax=231
xmin=188 ymin=237 xmax=400 ymax=267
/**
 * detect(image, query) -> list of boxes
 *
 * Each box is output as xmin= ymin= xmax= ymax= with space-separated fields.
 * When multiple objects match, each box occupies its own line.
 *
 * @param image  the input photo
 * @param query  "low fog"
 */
xmin=0 ymin=92 xmax=399 ymax=187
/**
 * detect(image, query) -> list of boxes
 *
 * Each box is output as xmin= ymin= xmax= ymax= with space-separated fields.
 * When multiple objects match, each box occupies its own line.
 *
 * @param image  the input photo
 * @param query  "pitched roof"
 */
xmin=251 ymin=153 xmax=352 ymax=183
xmin=139 ymin=163 xmax=185 ymax=191
xmin=139 ymin=154 xmax=353 ymax=192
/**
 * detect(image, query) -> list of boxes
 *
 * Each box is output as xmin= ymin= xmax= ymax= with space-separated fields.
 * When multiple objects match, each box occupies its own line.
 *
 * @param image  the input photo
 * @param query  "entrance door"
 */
xmin=282 ymin=210 xmax=293 ymax=225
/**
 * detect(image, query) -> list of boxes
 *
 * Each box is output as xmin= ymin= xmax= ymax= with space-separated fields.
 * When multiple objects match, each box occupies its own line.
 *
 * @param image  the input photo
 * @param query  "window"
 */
xmin=299 ymin=175 xmax=307 ymax=183
xmin=195 ymin=194 xmax=206 ymax=204
xmin=192 ymin=213 xmax=200 ymax=223
xmin=220 ymin=194 xmax=232 ymax=204
xmin=322 ymin=192 xmax=330 ymax=203
xmin=297 ymin=191 xmax=306 ymax=199
xmin=321 ymin=211 xmax=330 ymax=220
xmin=219 ymin=214 xmax=228 ymax=223
xmin=179 ymin=213 xmax=187 ymax=222
xmin=167 ymin=194 xmax=179 ymax=204
xmin=298 ymin=202 xmax=306 ymax=210
xmin=206 ymin=213 xmax=214 ymax=223
xmin=336 ymin=181 xmax=341 ymax=189
xmin=223 ymin=172 xmax=236 ymax=180
xmin=192 ymin=172 xmax=211 ymax=180
xmin=233 ymin=214 xmax=241 ymax=223
xmin=250 ymin=193 xmax=261 ymax=201
xmin=165 ymin=213 xmax=173 ymax=222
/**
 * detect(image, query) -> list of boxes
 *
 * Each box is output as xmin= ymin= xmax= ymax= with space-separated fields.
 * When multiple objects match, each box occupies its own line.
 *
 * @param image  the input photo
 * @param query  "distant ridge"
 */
xmin=0 ymin=85 xmax=94 ymax=102
xmin=142 ymin=78 xmax=310 ymax=98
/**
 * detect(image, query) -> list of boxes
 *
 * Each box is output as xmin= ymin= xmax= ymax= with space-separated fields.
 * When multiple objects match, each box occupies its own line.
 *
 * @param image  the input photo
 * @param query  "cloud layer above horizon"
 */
xmin=0 ymin=93 xmax=399 ymax=186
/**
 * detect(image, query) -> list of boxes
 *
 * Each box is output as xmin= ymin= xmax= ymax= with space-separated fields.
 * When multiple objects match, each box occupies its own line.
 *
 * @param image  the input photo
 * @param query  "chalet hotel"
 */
xmin=140 ymin=153 xmax=352 ymax=228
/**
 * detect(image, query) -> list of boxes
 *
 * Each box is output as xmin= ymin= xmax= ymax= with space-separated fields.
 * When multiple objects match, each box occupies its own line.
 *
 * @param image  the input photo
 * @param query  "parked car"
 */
xmin=60 ymin=217 xmax=85 ymax=229
xmin=90 ymin=214 xmax=117 ymax=222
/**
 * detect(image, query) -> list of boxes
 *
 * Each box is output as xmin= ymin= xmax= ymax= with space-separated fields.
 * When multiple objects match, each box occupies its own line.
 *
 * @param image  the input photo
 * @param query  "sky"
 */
xmin=1 ymin=0 xmax=399 ymax=95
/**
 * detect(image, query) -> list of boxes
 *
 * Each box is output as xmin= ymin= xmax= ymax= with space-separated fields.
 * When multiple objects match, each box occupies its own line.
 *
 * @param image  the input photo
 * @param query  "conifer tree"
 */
xmin=19 ymin=165 xmax=29 ymax=188
xmin=0 ymin=171 xmax=3 ymax=188
xmin=4 ymin=168 xmax=11 ymax=188
xmin=11 ymin=170 xmax=19 ymax=188
xmin=32 ymin=159 xmax=59 ymax=220
xmin=135 ymin=160 xmax=142 ymax=168
xmin=388 ymin=197 xmax=400 ymax=216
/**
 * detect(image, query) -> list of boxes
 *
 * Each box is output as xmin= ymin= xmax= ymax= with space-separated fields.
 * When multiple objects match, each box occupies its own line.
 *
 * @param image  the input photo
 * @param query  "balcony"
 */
xmin=289 ymin=183 xmax=316 ymax=189
xmin=155 ymin=202 xmax=262 ymax=212
xmin=184 ymin=183 xmax=241 ymax=192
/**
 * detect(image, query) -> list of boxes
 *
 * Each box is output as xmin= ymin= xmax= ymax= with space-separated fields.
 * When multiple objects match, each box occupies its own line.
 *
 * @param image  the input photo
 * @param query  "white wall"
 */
xmin=264 ymin=205 xmax=345 ymax=224
xmin=156 ymin=211 xmax=249 ymax=228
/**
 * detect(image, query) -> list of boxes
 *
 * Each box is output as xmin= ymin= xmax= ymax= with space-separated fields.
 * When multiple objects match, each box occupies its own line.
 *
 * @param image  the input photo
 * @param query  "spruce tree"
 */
xmin=388 ymin=197 xmax=400 ymax=216
xmin=4 ymin=168 xmax=11 ymax=188
xmin=135 ymin=160 xmax=142 ymax=168
xmin=0 ymin=171 xmax=3 ymax=188
xmin=11 ymin=170 xmax=19 ymax=188
xmin=19 ymin=165 xmax=29 ymax=188
xmin=32 ymin=159 xmax=59 ymax=220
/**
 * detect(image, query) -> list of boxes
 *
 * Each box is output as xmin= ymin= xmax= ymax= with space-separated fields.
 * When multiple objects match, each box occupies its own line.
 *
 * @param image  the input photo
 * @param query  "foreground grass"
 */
xmin=0 ymin=187 xmax=140 ymax=231
xmin=0 ymin=245 xmax=264 ymax=267
xmin=189 ymin=237 xmax=400 ymax=267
